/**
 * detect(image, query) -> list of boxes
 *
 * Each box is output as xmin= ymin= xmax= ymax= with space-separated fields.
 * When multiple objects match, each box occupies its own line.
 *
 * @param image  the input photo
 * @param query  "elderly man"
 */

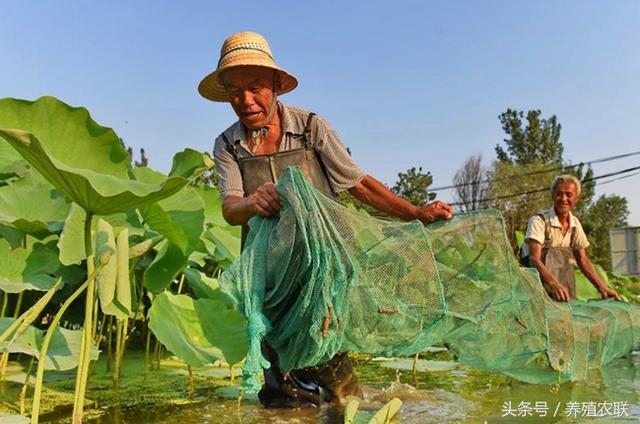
xmin=198 ymin=32 xmax=452 ymax=408
xmin=521 ymin=174 xmax=620 ymax=302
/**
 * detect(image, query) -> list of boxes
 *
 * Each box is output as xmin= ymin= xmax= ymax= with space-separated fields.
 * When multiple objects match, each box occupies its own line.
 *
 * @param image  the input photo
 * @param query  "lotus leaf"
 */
xmin=205 ymin=226 xmax=241 ymax=264
xmin=184 ymin=268 xmax=234 ymax=305
xmin=0 ymin=238 xmax=59 ymax=293
xmin=148 ymin=292 xmax=248 ymax=367
xmin=0 ymin=223 xmax=24 ymax=248
xmin=0 ymin=134 xmax=28 ymax=181
xmin=95 ymin=220 xmax=131 ymax=319
xmin=58 ymin=203 xmax=145 ymax=266
xmin=0 ymin=172 xmax=70 ymax=238
xmin=143 ymin=240 xmax=187 ymax=293
xmin=0 ymin=317 xmax=99 ymax=370
xmin=193 ymin=185 xmax=227 ymax=228
xmin=134 ymin=166 xmax=206 ymax=292
xmin=0 ymin=96 xmax=211 ymax=215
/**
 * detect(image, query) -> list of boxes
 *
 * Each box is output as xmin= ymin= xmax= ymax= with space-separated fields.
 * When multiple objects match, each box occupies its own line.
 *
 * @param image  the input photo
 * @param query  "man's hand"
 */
xmin=246 ymin=182 xmax=281 ymax=217
xmin=599 ymin=286 xmax=622 ymax=301
xmin=416 ymin=200 xmax=453 ymax=224
xmin=544 ymin=281 xmax=570 ymax=302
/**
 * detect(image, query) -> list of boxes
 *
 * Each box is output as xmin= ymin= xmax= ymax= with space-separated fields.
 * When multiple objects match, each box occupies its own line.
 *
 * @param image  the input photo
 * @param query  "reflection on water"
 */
xmin=77 ymin=352 xmax=640 ymax=424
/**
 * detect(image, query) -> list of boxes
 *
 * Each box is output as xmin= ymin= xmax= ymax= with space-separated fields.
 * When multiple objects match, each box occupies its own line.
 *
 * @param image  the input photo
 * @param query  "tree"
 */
xmin=581 ymin=194 xmax=629 ymax=268
xmin=487 ymin=161 xmax=556 ymax=249
xmin=452 ymin=154 xmax=490 ymax=212
xmin=127 ymin=147 xmax=148 ymax=167
xmin=391 ymin=166 xmax=436 ymax=206
xmin=495 ymin=109 xmax=563 ymax=165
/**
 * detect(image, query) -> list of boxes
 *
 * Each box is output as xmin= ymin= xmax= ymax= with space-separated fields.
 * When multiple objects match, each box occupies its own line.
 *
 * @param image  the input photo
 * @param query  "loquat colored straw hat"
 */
xmin=198 ymin=31 xmax=298 ymax=102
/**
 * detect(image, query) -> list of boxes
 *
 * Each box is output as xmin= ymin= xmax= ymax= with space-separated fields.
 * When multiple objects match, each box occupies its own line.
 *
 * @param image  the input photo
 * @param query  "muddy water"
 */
xmin=74 ymin=352 xmax=640 ymax=424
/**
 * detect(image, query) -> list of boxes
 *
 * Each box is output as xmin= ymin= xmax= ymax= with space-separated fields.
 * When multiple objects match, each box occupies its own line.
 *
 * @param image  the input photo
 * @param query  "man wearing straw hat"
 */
xmin=198 ymin=31 xmax=453 ymax=408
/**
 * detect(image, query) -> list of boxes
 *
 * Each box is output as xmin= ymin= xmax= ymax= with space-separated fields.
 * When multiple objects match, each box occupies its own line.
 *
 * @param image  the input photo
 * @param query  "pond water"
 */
xmin=46 ymin=350 xmax=639 ymax=424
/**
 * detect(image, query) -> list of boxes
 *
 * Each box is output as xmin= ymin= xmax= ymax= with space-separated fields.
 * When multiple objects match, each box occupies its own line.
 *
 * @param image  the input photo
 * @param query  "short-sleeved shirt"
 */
xmin=521 ymin=207 xmax=590 ymax=257
xmin=213 ymin=102 xmax=366 ymax=198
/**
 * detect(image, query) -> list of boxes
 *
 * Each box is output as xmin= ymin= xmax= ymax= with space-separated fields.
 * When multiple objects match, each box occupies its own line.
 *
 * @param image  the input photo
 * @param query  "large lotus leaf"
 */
xmin=183 ymin=268 xmax=234 ymax=305
xmin=148 ymin=292 xmax=248 ymax=367
xmin=205 ymin=226 xmax=241 ymax=263
xmin=0 ymin=239 xmax=59 ymax=293
xmin=0 ymin=135 xmax=28 ymax=181
xmin=142 ymin=240 xmax=187 ymax=293
xmin=193 ymin=185 xmax=227 ymax=228
xmin=0 ymin=223 xmax=24 ymax=248
xmin=95 ymin=220 xmax=131 ymax=319
xmin=0 ymin=172 xmax=70 ymax=237
xmin=0 ymin=96 xmax=211 ymax=214
xmin=0 ymin=317 xmax=99 ymax=370
xmin=135 ymin=167 xmax=205 ymax=254
xmin=58 ymin=203 xmax=144 ymax=266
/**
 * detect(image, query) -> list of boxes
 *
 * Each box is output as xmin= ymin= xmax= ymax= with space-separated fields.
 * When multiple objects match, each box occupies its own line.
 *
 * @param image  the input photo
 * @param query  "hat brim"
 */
xmin=198 ymin=64 xmax=298 ymax=102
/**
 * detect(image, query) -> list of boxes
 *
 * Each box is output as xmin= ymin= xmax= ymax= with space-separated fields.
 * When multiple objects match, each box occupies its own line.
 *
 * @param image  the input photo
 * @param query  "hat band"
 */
xmin=217 ymin=46 xmax=274 ymax=66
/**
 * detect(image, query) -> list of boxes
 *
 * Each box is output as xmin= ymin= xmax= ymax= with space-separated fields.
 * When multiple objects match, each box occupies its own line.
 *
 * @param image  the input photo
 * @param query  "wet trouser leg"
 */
xmin=258 ymin=344 xmax=361 ymax=408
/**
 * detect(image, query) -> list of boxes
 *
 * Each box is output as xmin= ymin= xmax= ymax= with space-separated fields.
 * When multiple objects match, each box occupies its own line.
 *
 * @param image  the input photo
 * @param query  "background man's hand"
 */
xmin=599 ymin=286 xmax=622 ymax=301
xmin=246 ymin=182 xmax=281 ymax=217
xmin=417 ymin=200 xmax=453 ymax=224
xmin=544 ymin=281 xmax=570 ymax=302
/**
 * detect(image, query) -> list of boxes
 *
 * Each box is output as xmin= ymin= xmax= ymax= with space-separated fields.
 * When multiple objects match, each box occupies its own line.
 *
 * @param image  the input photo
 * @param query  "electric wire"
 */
xmin=449 ymin=164 xmax=640 ymax=207
xmin=431 ymin=149 xmax=640 ymax=192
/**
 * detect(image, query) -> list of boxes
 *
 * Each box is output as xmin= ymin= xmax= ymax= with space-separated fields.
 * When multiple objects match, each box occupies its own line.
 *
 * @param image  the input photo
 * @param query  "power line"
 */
xmin=431 ymin=149 xmax=640 ymax=192
xmin=449 ymin=164 xmax=640 ymax=207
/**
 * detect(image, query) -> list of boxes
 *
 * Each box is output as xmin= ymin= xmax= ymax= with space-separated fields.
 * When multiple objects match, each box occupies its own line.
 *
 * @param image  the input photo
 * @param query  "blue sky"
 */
xmin=1 ymin=1 xmax=639 ymax=224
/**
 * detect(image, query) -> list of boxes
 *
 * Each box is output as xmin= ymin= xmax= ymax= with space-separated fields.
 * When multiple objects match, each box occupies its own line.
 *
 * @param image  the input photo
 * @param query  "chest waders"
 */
xmin=221 ymin=112 xmax=361 ymax=407
xmin=539 ymin=216 xmax=578 ymax=300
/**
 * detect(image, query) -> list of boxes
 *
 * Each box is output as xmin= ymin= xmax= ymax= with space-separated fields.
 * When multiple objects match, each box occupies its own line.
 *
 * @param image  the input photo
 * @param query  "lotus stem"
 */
xmin=229 ymin=365 xmax=234 ymax=383
xmin=188 ymin=365 xmax=194 ymax=399
xmin=72 ymin=210 xmax=95 ymax=424
xmin=177 ymin=273 xmax=185 ymax=294
xmin=144 ymin=324 xmax=151 ymax=378
xmin=113 ymin=318 xmax=128 ymax=387
xmin=20 ymin=356 xmax=35 ymax=415
xmin=13 ymin=292 xmax=24 ymax=318
xmin=412 ymin=353 xmax=419 ymax=376
xmin=1 ymin=291 xmax=7 ymax=317
xmin=0 ymin=279 xmax=62 ymax=346
xmin=31 ymin=279 xmax=89 ymax=424
xmin=105 ymin=315 xmax=113 ymax=373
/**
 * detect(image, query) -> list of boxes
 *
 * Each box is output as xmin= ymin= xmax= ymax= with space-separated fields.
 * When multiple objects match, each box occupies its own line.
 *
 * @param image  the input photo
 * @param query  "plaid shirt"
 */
xmin=213 ymin=102 xmax=366 ymax=198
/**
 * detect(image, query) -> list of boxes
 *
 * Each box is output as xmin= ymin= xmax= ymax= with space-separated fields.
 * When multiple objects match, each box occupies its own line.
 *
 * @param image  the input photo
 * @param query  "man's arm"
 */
xmin=221 ymin=175 xmax=453 ymax=226
xmin=222 ymin=182 xmax=280 ymax=226
xmin=528 ymin=240 xmax=570 ymax=302
xmin=348 ymin=175 xmax=452 ymax=224
xmin=573 ymin=248 xmax=621 ymax=300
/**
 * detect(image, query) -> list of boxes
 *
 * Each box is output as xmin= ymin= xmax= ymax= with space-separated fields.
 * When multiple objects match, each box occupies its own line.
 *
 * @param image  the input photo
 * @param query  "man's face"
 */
xmin=221 ymin=66 xmax=276 ymax=130
xmin=553 ymin=181 xmax=579 ymax=215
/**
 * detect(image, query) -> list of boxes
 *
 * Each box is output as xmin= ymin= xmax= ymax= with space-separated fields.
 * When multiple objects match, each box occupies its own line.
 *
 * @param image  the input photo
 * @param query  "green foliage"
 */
xmin=581 ymin=194 xmax=629 ymax=268
xmin=0 ymin=239 xmax=60 ymax=293
xmin=487 ymin=161 xmax=555 ymax=248
xmin=147 ymin=292 xmax=248 ymax=367
xmin=0 ymin=97 xmax=211 ymax=215
xmin=0 ymin=172 xmax=70 ymax=238
xmin=0 ymin=317 xmax=99 ymax=370
xmin=495 ymin=109 xmax=563 ymax=165
xmin=95 ymin=220 xmax=132 ymax=319
xmin=391 ymin=166 xmax=436 ymax=206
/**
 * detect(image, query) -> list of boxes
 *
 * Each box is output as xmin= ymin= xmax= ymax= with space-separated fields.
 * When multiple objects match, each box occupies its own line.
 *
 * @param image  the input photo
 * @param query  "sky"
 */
xmin=1 ymin=1 xmax=639 ymax=224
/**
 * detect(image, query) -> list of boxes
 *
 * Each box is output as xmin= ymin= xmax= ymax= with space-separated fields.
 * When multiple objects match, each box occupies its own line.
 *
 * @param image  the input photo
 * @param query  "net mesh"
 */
xmin=220 ymin=168 xmax=640 ymax=393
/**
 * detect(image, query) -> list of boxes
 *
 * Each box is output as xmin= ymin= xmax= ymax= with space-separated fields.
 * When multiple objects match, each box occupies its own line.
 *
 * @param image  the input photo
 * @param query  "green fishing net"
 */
xmin=220 ymin=167 xmax=640 ymax=393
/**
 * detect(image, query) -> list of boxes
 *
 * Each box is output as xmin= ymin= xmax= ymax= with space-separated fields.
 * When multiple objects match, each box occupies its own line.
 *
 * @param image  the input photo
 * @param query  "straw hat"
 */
xmin=198 ymin=32 xmax=298 ymax=102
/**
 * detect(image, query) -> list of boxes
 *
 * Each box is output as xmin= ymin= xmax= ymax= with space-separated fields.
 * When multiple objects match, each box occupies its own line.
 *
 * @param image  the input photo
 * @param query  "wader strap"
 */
xmin=303 ymin=113 xmax=316 ymax=151
xmin=540 ymin=213 xmax=551 ymax=249
xmin=221 ymin=133 xmax=240 ymax=162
